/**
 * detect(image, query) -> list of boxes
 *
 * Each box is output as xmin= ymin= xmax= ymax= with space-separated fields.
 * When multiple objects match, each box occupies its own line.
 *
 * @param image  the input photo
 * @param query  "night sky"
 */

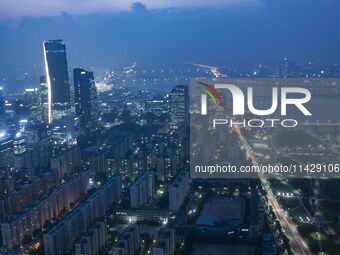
xmin=0 ymin=0 xmax=340 ymax=78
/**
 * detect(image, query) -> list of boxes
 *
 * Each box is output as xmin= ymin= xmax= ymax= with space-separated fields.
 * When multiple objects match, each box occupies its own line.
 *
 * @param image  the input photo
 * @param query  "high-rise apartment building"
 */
xmin=43 ymin=176 xmax=121 ymax=255
xmin=152 ymin=228 xmax=175 ymax=255
xmin=2 ymin=172 xmax=89 ymax=249
xmin=112 ymin=224 xmax=140 ymax=255
xmin=75 ymin=220 xmax=108 ymax=255
xmin=168 ymin=170 xmax=190 ymax=211
xmin=169 ymin=85 xmax=188 ymax=126
xmin=0 ymin=134 xmax=14 ymax=177
xmin=130 ymin=171 xmax=154 ymax=209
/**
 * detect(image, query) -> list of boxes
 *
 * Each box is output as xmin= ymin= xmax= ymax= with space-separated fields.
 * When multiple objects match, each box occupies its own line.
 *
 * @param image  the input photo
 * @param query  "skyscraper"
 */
xmin=25 ymin=88 xmax=41 ymax=121
xmin=43 ymin=40 xmax=71 ymax=123
xmin=39 ymin=76 xmax=49 ymax=123
xmin=73 ymin=68 xmax=98 ymax=132
xmin=169 ymin=85 xmax=188 ymax=126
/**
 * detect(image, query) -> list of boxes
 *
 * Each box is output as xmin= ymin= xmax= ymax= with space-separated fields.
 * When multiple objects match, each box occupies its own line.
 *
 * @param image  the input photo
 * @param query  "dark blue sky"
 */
xmin=0 ymin=0 xmax=340 ymax=78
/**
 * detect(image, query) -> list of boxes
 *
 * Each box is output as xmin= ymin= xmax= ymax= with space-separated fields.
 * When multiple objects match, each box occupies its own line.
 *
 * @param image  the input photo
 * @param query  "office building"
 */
xmin=25 ymin=88 xmax=41 ymax=121
xmin=145 ymin=98 xmax=167 ymax=116
xmin=74 ymin=68 xmax=98 ymax=132
xmin=49 ymin=117 xmax=78 ymax=150
xmin=43 ymin=39 xmax=71 ymax=123
xmin=13 ymin=133 xmax=26 ymax=155
xmin=40 ymin=76 xmax=49 ymax=123
xmin=14 ymin=100 xmax=28 ymax=117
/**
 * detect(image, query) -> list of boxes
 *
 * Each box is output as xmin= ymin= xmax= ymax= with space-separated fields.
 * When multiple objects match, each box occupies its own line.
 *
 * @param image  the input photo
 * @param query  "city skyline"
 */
xmin=1 ymin=0 xmax=340 ymax=80
xmin=1 ymin=1 xmax=340 ymax=255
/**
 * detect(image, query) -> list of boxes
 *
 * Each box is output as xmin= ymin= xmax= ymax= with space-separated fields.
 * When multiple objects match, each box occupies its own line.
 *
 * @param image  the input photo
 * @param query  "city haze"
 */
xmin=1 ymin=0 xmax=340 ymax=80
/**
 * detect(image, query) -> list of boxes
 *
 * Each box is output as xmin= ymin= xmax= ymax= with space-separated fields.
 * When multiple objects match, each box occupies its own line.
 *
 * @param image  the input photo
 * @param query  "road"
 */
xmin=183 ymin=61 xmax=227 ymax=78
xmin=234 ymin=127 xmax=311 ymax=255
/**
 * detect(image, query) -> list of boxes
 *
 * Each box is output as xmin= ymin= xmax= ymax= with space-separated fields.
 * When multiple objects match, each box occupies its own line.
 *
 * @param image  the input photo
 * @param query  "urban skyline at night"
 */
xmin=1 ymin=1 xmax=340 ymax=255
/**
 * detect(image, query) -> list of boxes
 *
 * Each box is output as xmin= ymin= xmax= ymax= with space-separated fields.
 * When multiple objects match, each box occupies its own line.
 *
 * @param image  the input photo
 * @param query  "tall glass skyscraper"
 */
xmin=73 ymin=68 xmax=98 ymax=132
xmin=43 ymin=40 xmax=71 ymax=123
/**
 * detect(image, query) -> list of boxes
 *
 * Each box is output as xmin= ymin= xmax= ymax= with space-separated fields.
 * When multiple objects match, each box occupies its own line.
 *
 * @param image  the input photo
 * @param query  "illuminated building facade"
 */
xmin=39 ymin=76 xmax=49 ymax=123
xmin=24 ymin=88 xmax=41 ymax=122
xmin=169 ymin=85 xmax=188 ymax=126
xmin=43 ymin=40 xmax=72 ymax=123
xmin=73 ymin=68 xmax=98 ymax=132
xmin=0 ymin=134 xmax=14 ymax=177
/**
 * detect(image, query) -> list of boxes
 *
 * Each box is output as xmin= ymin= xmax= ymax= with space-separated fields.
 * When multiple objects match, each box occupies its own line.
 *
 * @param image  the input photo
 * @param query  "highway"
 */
xmin=183 ymin=62 xmax=227 ymax=78
xmin=234 ymin=127 xmax=311 ymax=255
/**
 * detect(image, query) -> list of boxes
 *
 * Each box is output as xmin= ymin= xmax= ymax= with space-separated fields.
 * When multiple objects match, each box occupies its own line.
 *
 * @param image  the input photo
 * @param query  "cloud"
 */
xmin=131 ymin=2 xmax=147 ymax=12
xmin=0 ymin=0 xmax=259 ymax=20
